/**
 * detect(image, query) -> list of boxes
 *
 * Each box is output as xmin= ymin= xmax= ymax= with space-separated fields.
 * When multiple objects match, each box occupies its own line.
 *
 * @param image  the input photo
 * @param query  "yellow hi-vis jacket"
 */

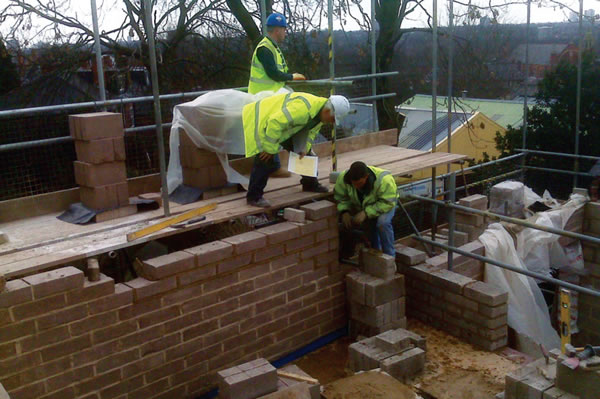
xmin=242 ymin=92 xmax=327 ymax=157
xmin=248 ymin=37 xmax=288 ymax=94
xmin=334 ymin=166 xmax=398 ymax=219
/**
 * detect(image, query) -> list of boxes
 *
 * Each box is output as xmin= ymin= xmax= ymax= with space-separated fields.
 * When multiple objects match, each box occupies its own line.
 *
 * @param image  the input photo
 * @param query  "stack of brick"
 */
xmin=489 ymin=181 xmax=525 ymax=219
xmin=348 ymin=328 xmax=426 ymax=381
xmin=456 ymin=194 xmax=489 ymax=241
xmin=397 ymin=241 xmax=509 ymax=351
xmin=70 ymin=112 xmax=136 ymax=221
xmin=217 ymin=358 xmax=277 ymax=399
xmin=0 ymin=200 xmax=343 ymax=399
xmin=180 ymin=131 xmax=233 ymax=197
xmin=346 ymin=249 xmax=406 ymax=338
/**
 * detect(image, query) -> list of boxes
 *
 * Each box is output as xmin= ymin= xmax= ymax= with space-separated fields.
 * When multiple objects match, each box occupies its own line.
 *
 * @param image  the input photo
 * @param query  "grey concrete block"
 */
xmin=380 ymin=347 xmax=425 ymax=381
xmin=361 ymin=248 xmax=396 ymax=279
xmin=284 ymin=208 xmax=306 ymax=223
xmin=375 ymin=329 xmax=411 ymax=354
xmin=394 ymin=243 xmax=427 ymax=266
xmin=364 ymin=274 xmax=405 ymax=307
xmin=516 ymin=373 xmax=554 ymax=399
xmin=556 ymin=355 xmax=600 ymax=399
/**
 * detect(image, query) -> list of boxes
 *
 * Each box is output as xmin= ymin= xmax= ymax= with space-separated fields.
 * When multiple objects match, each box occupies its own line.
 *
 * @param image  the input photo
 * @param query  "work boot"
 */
xmin=271 ymin=167 xmax=292 ymax=178
xmin=302 ymin=183 xmax=329 ymax=193
xmin=247 ymin=197 xmax=271 ymax=208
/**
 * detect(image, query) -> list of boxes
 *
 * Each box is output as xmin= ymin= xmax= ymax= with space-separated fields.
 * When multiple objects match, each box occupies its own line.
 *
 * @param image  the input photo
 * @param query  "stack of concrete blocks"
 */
xmin=578 ymin=201 xmax=600 ymax=345
xmin=217 ymin=358 xmax=277 ymax=399
xmin=396 ymin=240 xmax=509 ymax=351
xmin=348 ymin=328 xmax=426 ymax=381
xmin=70 ymin=112 xmax=136 ymax=221
xmin=456 ymin=194 xmax=489 ymax=241
xmin=503 ymin=350 xmax=599 ymax=399
xmin=274 ymin=364 xmax=320 ymax=399
xmin=346 ymin=248 xmax=407 ymax=339
xmin=180 ymin=131 xmax=235 ymax=198
xmin=489 ymin=181 xmax=525 ymax=219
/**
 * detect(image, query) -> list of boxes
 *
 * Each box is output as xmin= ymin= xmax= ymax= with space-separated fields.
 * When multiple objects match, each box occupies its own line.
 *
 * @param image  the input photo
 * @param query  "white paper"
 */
xmin=287 ymin=152 xmax=318 ymax=177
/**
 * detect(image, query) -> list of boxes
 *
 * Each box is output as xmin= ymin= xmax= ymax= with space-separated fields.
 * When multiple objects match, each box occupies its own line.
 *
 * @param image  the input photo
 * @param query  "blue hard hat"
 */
xmin=266 ymin=13 xmax=287 ymax=27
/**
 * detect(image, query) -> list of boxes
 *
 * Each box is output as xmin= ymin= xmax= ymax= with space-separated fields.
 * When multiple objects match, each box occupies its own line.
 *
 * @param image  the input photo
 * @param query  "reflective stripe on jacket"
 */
xmin=248 ymin=37 xmax=288 ymax=94
xmin=334 ymin=166 xmax=398 ymax=219
xmin=242 ymin=92 xmax=328 ymax=157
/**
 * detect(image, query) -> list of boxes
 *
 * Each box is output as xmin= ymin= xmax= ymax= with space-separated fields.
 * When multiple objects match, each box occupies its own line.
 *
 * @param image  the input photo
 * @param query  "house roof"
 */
xmin=399 ymin=94 xmax=529 ymax=129
xmin=396 ymin=108 xmax=473 ymax=152
xmin=510 ymin=43 xmax=569 ymax=66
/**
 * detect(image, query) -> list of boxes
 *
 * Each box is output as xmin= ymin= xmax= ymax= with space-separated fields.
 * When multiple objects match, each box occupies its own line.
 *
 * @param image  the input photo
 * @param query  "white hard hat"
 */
xmin=329 ymin=95 xmax=351 ymax=122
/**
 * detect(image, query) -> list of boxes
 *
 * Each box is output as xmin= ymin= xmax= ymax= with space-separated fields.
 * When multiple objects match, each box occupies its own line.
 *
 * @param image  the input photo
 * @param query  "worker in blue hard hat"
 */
xmin=248 ymin=12 xmax=306 ymax=95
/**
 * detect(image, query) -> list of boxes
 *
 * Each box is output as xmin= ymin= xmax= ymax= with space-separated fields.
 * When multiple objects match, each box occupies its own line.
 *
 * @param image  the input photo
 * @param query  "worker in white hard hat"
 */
xmin=243 ymin=92 xmax=351 ymax=208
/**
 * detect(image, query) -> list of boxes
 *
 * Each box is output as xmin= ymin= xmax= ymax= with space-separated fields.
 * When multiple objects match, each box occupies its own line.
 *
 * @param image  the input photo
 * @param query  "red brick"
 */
xmin=202 ymin=273 xmax=239 ymax=293
xmin=162 ymin=285 xmax=202 ymax=306
xmin=118 ymin=297 xmax=161 ymax=320
xmin=74 ymin=370 xmax=121 ymax=396
xmin=177 ymin=265 xmax=216 ymax=286
xmin=204 ymin=324 xmax=239 ymax=347
xmin=67 ymin=274 xmax=115 ymax=305
xmin=287 ymin=283 xmax=316 ymax=302
xmin=122 ymin=352 xmax=164 ymax=379
xmin=255 ymin=270 xmax=286 ymax=289
xmin=256 ymin=293 xmax=286 ymax=315
xmin=180 ymin=146 xmax=220 ymax=168
xmin=283 ymin=208 xmax=306 ymax=223
xmin=302 ymin=266 xmax=329 ymax=285
xmin=203 ymin=298 xmax=239 ymax=320
xmin=71 ymin=340 xmax=121 ymax=367
xmin=165 ymin=336 xmax=203 ymax=361
xmin=285 ymin=235 xmax=315 ymax=253
xmin=464 ymin=281 xmax=508 ymax=306
xmin=254 ymin=244 xmax=284 ymax=262
xmin=220 ymin=306 xmax=254 ymax=327
xmin=98 ymin=376 xmax=144 ymax=399
xmin=69 ymin=112 xmax=123 ymax=140
xmin=8 ymin=380 xmax=46 ymax=399
xmin=80 ymin=182 xmax=129 ymax=210
xmin=145 ymin=359 xmax=185 ymax=383
xmin=41 ymin=334 xmax=92 ymax=362
xmin=92 ymin=320 xmax=137 ymax=344
xmin=300 ymin=200 xmax=336 ymax=220
xmin=36 ymin=304 xmax=87 ymax=331
xmin=0 ymin=342 xmax=16 ymax=358
xmin=217 ymin=281 xmax=254 ymax=302
xmin=258 ymin=223 xmax=300 ymax=244
xmin=124 ymin=277 xmax=176 ymax=300
xmin=22 ymin=267 xmax=84 ymax=299
xmin=272 ymin=254 xmax=300 ymax=270
xmin=182 ymin=319 xmax=219 ymax=342
xmin=329 ymin=238 xmax=339 ymax=250
xmin=74 ymin=161 xmax=127 ymax=187
xmin=185 ymin=241 xmax=233 ymax=266
xmin=75 ymin=137 xmax=122 ymax=164
xmin=300 ymin=241 xmax=329 ymax=261
xmin=46 ymin=366 xmax=94 ymax=393
xmin=0 ymin=308 xmax=11 ymax=326
xmin=141 ymin=333 xmax=181 ymax=357
xmin=180 ymin=291 xmax=218 ymax=314
xmin=12 ymin=293 xmax=67 ymax=320
xmin=20 ymin=325 xmax=70 ymax=352
xmin=222 ymin=232 xmax=267 ymax=255
xmin=429 ymin=269 xmax=474 ymax=294
xmin=138 ymin=305 xmax=180 ymax=329
xmin=285 ymin=259 xmax=314 ymax=278
xmin=258 ymin=318 xmax=288 ymax=336
xmin=316 ymin=228 xmax=338 ymax=242
xmin=297 ymin=218 xmax=328 ymax=236
xmin=39 ymin=386 xmax=76 ymax=399
xmin=0 ymin=279 xmax=32 ymax=308
xmin=239 ymin=263 xmax=270 ymax=281
xmin=315 ymin=250 xmax=338 ymax=268
xmin=272 ymin=276 xmax=302 ymax=295
xmin=119 ymin=325 xmax=164 ymax=350
xmin=70 ymin=311 xmax=118 ymax=336
xmin=142 ymin=251 xmax=195 ymax=280
xmin=217 ymin=254 xmax=252 ymax=274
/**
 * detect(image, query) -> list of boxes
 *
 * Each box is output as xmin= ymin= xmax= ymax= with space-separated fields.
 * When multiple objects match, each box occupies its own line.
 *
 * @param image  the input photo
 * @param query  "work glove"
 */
xmin=353 ymin=211 xmax=367 ymax=225
xmin=258 ymin=152 xmax=274 ymax=162
xmin=292 ymin=73 xmax=306 ymax=81
xmin=342 ymin=212 xmax=353 ymax=230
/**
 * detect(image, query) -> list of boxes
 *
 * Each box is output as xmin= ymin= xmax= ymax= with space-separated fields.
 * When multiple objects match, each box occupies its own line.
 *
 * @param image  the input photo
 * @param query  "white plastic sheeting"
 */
xmin=480 ymin=224 xmax=561 ymax=350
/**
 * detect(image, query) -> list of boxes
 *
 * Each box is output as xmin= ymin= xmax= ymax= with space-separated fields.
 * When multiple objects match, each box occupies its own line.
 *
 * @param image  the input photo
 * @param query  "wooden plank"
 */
xmin=276 ymin=371 xmax=319 ymax=384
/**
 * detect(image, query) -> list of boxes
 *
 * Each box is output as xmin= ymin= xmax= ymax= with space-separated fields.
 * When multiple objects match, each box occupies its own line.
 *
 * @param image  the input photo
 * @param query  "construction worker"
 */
xmin=334 ymin=161 xmax=398 ymax=256
xmin=243 ymin=92 xmax=351 ymax=208
xmin=247 ymin=12 xmax=306 ymax=95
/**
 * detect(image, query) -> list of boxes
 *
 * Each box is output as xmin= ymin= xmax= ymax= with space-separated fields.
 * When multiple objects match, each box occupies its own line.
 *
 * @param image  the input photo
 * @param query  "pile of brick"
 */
xmin=502 ymin=350 xmax=600 ymax=399
xmin=346 ymin=249 xmax=407 ymax=338
xmin=348 ymin=328 xmax=426 ymax=381
xmin=179 ymin=131 xmax=236 ymax=198
xmin=217 ymin=358 xmax=319 ymax=399
xmin=70 ymin=112 xmax=136 ymax=222
xmin=456 ymin=194 xmax=489 ymax=241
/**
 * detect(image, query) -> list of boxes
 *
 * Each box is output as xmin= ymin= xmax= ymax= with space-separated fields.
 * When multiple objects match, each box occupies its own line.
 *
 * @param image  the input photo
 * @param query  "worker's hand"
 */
xmin=299 ymin=151 xmax=306 ymax=159
xmin=353 ymin=211 xmax=367 ymax=225
xmin=342 ymin=212 xmax=353 ymax=230
xmin=258 ymin=152 xmax=274 ymax=162
xmin=292 ymin=73 xmax=306 ymax=81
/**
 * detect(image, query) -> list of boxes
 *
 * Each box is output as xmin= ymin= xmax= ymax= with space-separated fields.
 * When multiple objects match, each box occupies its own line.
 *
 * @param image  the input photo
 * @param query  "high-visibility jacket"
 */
xmin=242 ymin=92 xmax=327 ymax=157
xmin=334 ymin=166 xmax=398 ymax=219
xmin=248 ymin=37 xmax=288 ymax=94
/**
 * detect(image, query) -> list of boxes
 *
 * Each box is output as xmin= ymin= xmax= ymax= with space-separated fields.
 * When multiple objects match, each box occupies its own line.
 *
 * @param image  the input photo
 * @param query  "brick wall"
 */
xmin=0 ymin=200 xmax=345 ymax=399
xmin=397 ymin=241 xmax=509 ymax=351
xmin=576 ymin=202 xmax=600 ymax=345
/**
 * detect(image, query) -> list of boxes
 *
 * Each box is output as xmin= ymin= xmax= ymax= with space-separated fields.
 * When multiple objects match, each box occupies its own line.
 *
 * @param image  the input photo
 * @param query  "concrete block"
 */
xmin=348 ymin=337 xmax=390 ymax=371
xmin=350 ymin=298 xmax=404 ymax=327
xmin=69 ymin=112 xmax=123 ymax=140
xmin=284 ymin=208 xmax=306 ymax=223
xmin=375 ymin=329 xmax=411 ymax=354
xmin=0 ymin=232 xmax=8 ymax=245
xmin=458 ymin=194 xmax=488 ymax=210
xmin=346 ymin=271 xmax=369 ymax=305
xmin=80 ymin=182 xmax=129 ymax=210
xmin=364 ymin=274 xmax=405 ymax=306
xmin=585 ymin=202 xmax=600 ymax=220
xmin=361 ymin=249 xmax=396 ymax=279
xmin=394 ymin=243 xmax=426 ymax=266
xmin=556 ymin=355 xmax=600 ymax=399
xmin=300 ymin=200 xmax=336 ymax=220
xmin=179 ymin=146 xmax=220 ymax=168
xmin=439 ymin=229 xmax=469 ymax=247
xmin=348 ymin=318 xmax=407 ymax=340
xmin=542 ymin=387 xmax=579 ymax=399
xmin=456 ymin=211 xmax=485 ymax=227
xmin=505 ymin=358 xmax=542 ymax=399
xmin=456 ymin=223 xmax=486 ymax=241
xmin=452 ymin=258 xmax=484 ymax=280
xmin=74 ymin=161 xmax=127 ymax=187
xmin=75 ymin=137 xmax=125 ymax=164
xmin=209 ymin=164 xmax=228 ymax=187
xmin=380 ymin=347 xmax=425 ymax=380
xmin=464 ymin=281 xmax=508 ymax=306
xmin=218 ymin=359 xmax=278 ymax=399
xmin=516 ymin=373 xmax=553 ymax=399
xmin=182 ymin=167 xmax=211 ymax=188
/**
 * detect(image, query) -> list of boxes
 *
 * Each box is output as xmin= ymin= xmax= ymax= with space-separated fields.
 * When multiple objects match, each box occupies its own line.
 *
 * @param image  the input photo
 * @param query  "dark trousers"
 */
xmin=247 ymin=138 xmax=319 ymax=201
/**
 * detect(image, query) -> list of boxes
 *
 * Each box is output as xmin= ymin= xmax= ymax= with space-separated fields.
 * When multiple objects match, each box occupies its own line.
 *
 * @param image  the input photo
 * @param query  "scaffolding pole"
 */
xmin=328 ymin=0 xmax=336 ymax=171
xmin=90 ymin=0 xmax=106 ymax=108
xmin=371 ymin=0 xmax=378 ymax=132
xmin=446 ymin=0 xmax=454 ymax=174
xmin=431 ymin=0 xmax=439 ymax=241
xmin=574 ymin=0 xmax=583 ymax=188
xmin=522 ymin=0 xmax=531 ymax=179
